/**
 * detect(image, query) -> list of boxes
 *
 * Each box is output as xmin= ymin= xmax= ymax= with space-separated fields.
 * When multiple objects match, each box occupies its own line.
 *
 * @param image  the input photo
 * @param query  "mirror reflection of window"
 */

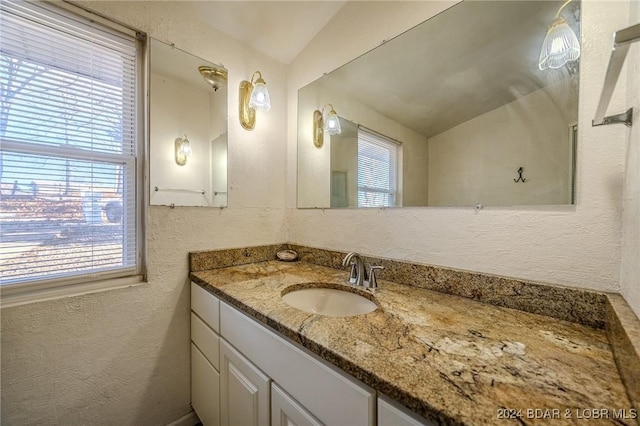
xmin=357 ymin=128 xmax=401 ymax=208
xmin=329 ymin=119 xmax=402 ymax=209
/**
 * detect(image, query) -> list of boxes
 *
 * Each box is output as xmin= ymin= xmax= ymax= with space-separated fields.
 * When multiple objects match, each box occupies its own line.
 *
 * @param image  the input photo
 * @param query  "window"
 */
xmin=357 ymin=128 xmax=400 ymax=207
xmin=0 ymin=1 xmax=142 ymax=290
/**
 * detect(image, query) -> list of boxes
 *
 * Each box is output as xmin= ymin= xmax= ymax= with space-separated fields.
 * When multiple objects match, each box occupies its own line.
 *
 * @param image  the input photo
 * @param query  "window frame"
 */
xmin=356 ymin=126 xmax=402 ymax=208
xmin=0 ymin=1 xmax=147 ymax=306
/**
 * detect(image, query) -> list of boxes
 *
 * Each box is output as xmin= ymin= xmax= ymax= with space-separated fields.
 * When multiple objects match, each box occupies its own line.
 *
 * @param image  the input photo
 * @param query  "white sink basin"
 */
xmin=281 ymin=285 xmax=377 ymax=317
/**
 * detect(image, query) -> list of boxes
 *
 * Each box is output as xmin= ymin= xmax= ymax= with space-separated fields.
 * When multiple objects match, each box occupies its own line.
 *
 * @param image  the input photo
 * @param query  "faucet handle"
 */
xmin=347 ymin=262 xmax=358 ymax=285
xmin=367 ymin=265 xmax=384 ymax=291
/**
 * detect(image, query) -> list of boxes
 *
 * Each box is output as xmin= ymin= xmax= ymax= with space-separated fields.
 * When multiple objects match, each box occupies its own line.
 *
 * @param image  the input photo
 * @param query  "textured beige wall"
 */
xmin=0 ymin=2 xmax=287 ymax=425
xmin=287 ymin=0 xmax=631 ymax=293
xmin=621 ymin=1 xmax=640 ymax=318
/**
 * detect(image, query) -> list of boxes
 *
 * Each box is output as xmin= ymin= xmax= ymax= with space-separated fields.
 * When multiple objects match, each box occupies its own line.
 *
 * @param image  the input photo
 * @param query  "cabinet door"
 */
xmin=271 ymin=383 xmax=323 ymax=426
xmin=192 ymin=343 xmax=220 ymax=426
xmin=221 ymin=302 xmax=375 ymax=426
xmin=220 ymin=339 xmax=270 ymax=426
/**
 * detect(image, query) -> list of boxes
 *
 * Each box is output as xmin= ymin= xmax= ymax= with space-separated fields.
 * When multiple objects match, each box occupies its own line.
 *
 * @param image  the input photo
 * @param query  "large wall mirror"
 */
xmin=297 ymin=0 xmax=580 ymax=208
xmin=150 ymin=39 xmax=228 ymax=207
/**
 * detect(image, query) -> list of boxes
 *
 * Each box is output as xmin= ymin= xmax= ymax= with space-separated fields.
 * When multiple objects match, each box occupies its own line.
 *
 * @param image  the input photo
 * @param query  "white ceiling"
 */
xmin=184 ymin=1 xmax=346 ymax=64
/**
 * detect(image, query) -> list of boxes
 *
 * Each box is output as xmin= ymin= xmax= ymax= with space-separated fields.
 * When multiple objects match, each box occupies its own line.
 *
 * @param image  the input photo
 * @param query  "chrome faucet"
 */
xmin=342 ymin=252 xmax=366 ymax=286
xmin=341 ymin=252 xmax=384 ymax=292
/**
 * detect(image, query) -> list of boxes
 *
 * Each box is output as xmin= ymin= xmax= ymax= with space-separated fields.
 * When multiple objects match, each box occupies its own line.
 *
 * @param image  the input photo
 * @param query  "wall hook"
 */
xmin=514 ymin=167 xmax=527 ymax=183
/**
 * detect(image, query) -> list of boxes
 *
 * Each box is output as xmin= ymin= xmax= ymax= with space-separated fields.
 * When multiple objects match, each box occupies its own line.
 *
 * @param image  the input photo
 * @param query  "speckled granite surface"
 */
xmin=607 ymin=294 xmax=640 ymax=416
xmin=190 ymin=261 xmax=635 ymax=425
xmin=190 ymin=243 xmax=289 ymax=271
xmin=191 ymin=244 xmax=607 ymax=328
xmin=288 ymin=244 xmax=608 ymax=329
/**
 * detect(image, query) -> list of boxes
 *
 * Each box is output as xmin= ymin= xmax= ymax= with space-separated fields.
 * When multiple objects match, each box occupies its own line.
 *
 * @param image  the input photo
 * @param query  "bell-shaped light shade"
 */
xmin=538 ymin=17 xmax=580 ymax=70
xmin=248 ymin=81 xmax=271 ymax=111
xmin=324 ymin=110 xmax=341 ymax=135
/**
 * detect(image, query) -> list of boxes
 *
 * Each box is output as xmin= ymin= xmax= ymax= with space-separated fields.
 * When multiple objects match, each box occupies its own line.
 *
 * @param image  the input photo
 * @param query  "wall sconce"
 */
xmin=239 ymin=71 xmax=271 ymax=130
xmin=175 ymin=134 xmax=191 ymax=166
xmin=313 ymin=103 xmax=342 ymax=148
xmin=538 ymin=0 xmax=580 ymax=70
xmin=198 ymin=65 xmax=228 ymax=92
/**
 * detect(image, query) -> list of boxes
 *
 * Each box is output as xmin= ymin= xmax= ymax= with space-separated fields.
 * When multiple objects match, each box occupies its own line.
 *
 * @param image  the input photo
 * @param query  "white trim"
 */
xmin=0 ymin=1 xmax=146 ymax=296
xmin=0 ymin=274 xmax=145 ymax=308
xmin=165 ymin=411 xmax=200 ymax=426
xmin=138 ymin=30 xmax=148 ymax=282
xmin=0 ymin=140 xmax=136 ymax=164
xmin=568 ymin=122 xmax=578 ymax=205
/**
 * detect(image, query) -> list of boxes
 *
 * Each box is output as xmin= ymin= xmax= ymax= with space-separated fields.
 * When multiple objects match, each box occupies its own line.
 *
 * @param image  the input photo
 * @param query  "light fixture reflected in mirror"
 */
xmin=313 ymin=103 xmax=342 ymax=148
xmin=175 ymin=134 xmax=191 ymax=166
xmin=239 ymin=71 xmax=271 ymax=130
xmin=198 ymin=65 xmax=228 ymax=91
xmin=538 ymin=0 xmax=580 ymax=70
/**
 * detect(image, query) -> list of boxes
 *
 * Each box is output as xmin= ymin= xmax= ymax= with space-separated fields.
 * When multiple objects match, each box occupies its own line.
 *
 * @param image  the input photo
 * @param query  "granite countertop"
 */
xmin=190 ymin=260 xmax=634 ymax=425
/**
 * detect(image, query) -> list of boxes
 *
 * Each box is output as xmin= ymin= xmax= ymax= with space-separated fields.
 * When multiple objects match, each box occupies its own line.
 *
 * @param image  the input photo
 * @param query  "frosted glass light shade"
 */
xmin=249 ymin=81 xmax=271 ymax=111
xmin=538 ymin=17 xmax=580 ymax=70
xmin=181 ymin=137 xmax=192 ymax=156
xmin=324 ymin=110 xmax=341 ymax=135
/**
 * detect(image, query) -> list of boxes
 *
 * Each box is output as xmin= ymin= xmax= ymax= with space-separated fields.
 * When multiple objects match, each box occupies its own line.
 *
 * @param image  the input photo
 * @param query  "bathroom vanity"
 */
xmin=191 ymin=281 xmax=382 ymax=426
xmin=189 ymin=246 xmax=638 ymax=426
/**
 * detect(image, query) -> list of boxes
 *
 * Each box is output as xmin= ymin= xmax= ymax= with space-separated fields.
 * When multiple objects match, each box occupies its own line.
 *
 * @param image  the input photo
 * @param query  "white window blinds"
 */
xmin=0 ymin=1 xmax=140 ymax=285
xmin=357 ymin=128 xmax=399 ymax=208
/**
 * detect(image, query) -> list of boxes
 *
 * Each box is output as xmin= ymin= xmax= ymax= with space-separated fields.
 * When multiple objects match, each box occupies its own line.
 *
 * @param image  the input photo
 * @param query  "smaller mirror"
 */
xmin=149 ymin=39 xmax=228 ymax=207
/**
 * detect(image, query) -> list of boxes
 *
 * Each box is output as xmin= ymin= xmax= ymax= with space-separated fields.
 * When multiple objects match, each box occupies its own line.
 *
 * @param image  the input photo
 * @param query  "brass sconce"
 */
xmin=198 ymin=65 xmax=228 ymax=91
xmin=175 ymin=134 xmax=191 ymax=166
xmin=313 ymin=103 xmax=342 ymax=148
xmin=239 ymin=71 xmax=271 ymax=130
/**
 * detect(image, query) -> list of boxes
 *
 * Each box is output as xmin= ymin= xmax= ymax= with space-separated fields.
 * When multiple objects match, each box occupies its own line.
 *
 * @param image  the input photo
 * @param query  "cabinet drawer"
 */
xmin=191 ymin=282 xmax=220 ymax=332
xmin=221 ymin=302 xmax=375 ymax=426
xmin=191 ymin=312 xmax=220 ymax=370
xmin=192 ymin=343 xmax=220 ymax=426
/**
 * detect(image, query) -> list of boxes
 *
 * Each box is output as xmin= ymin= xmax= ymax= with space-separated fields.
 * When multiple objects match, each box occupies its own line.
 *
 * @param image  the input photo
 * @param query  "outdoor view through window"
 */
xmin=0 ymin=1 xmax=140 ymax=286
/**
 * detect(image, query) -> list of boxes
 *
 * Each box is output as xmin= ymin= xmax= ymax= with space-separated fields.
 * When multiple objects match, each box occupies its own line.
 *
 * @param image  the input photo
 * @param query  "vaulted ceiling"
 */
xmin=183 ymin=1 xmax=346 ymax=64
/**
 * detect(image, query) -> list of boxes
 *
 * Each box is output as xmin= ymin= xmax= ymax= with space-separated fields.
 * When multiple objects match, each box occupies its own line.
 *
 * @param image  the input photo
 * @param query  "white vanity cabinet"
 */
xmin=220 ymin=301 xmax=375 ymax=426
xmin=190 ymin=283 xmax=221 ymax=426
xmin=220 ymin=339 xmax=271 ymax=426
xmin=191 ymin=281 xmax=431 ymax=426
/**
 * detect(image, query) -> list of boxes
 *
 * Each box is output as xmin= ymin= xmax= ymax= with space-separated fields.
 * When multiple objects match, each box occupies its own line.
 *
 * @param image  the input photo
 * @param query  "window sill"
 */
xmin=0 ymin=274 xmax=146 ymax=308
